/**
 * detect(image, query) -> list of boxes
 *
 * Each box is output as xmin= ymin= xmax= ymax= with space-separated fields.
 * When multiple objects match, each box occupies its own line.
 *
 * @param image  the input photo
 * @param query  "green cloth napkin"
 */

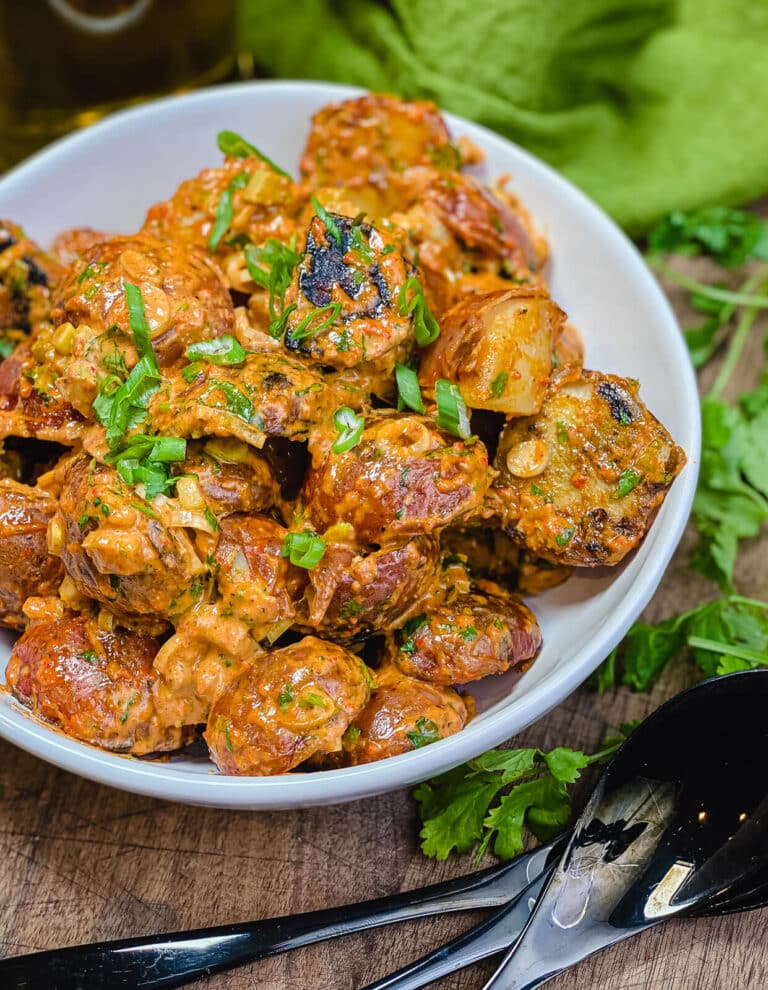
xmin=240 ymin=0 xmax=768 ymax=233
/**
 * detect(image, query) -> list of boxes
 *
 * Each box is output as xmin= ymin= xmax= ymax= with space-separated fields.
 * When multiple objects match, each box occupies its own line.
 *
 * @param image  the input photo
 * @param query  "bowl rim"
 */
xmin=0 ymin=79 xmax=701 ymax=808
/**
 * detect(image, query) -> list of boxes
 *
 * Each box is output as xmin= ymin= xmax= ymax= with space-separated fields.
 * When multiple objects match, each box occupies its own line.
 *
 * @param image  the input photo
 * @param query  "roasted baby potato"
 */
xmin=152 ymin=605 xmax=261 ymax=728
xmin=177 ymin=439 xmax=277 ymax=518
xmin=0 ymin=479 xmax=63 ymax=629
xmin=494 ymin=368 xmax=687 ymax=566
xmin=6 ymin=613 xmax=188 ymax=754
xmin=52 ymin=234 xmax=234 ymax=367
xmin=143 ymin=156 xmax=305 ymax=284
xmin=283 ymin=211 xmax=413 ymax=371
xmin=419 ymin=288 xmax=564 ymax=415
xmin=302 ymin=412 xmax=490 ymax=545
xmin=0 ymin=220 xmax=63 ymax=352
xmin=206 ymin=635 xmax=372 ymax=775
xmin=340 ymin=664 xmax=468 ymax=765
xmin=304 ymin=536 xmax=441 ymax=638
xmin=300 ymin=93 xmax=458 ymax=214
xmin=51 ymin=453 xmax=208 ymax=631
xmin=0 ymin=337 xmax=85 ymax=444
xmin=151 ymin=349 xmax=338 ymax=453
xmin=390 ymin=586 xmax=541 ymax=685
xmin=214 ymin=514 xmax=298 ymax=638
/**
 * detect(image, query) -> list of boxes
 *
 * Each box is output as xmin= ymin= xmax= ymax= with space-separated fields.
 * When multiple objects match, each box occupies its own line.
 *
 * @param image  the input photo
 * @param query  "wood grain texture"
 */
xmin=0 ymin=248 xmax=766 ymax=990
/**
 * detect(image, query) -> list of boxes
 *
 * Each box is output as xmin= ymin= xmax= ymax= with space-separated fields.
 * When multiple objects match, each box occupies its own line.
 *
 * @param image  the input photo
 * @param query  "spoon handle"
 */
xmin=358 ymin=869 xmax=552 ymax=990
xmin=0 ymin=840 xmax=560 ymax=990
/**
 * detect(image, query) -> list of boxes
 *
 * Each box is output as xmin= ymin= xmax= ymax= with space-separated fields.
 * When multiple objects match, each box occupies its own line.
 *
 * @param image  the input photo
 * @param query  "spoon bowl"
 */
xmin=482 ymin=668 xmax=768 ymax=989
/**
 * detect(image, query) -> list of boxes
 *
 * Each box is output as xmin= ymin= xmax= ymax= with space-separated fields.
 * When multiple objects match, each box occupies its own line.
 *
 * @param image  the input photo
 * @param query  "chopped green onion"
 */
xmin=395 ymin=362 xmax=424 ymax=413
xmin=216 ymin=129 xmax=291 ymax=178
xmin=181 ymin=361 xmax=205 ymax=384
xmin=617 ymin=468 xmax=643 ymax=498
xmin=209 ymin=171 xmax=249 ymax=251
xmin=278 ymin=683 xmax=294 ymax=711
xmin=311 ymin=194 xmax=342 ymax=246
xmin=200 ymin=381 xmax=254 ymax=422
xmin=332 ymin=407 xmax=365 ymax=454
xmin=435 ymin=379 xmax=472 ymax=439
xmin=289 ymin=302 xmax=343 ymax=341
xmin=397 ymin=276 xmax=440 ymax=347
xmin=406 ymin=716 xmax=441 ymax=748
xmin=123 ymin=282 xmax=156 ymax=367
xmin=489 ymin=370 xmax=508 ymax=398
xmin=244 ymin=238 xmax=301 ymax=321
xmin=555 ymin=527 xmax=575 ymax=547
xmin=349 ymin=224 xmax=375 ymax=264
xmin=268 ymin=302 xmax=297 ymax=340
xmin=281 ymin=530 xmax=326 ymax=569
xmin=186 ymin=335 xmax=247 ymax=366
xmin=105 ymin=434 xmax=187 ymax=500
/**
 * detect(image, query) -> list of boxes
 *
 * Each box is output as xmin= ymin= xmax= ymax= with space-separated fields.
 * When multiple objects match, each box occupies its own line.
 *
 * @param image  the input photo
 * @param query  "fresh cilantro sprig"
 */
xmin=414 ymin=732 xmax=632 ymax=862
xmin=647 ymin=206 xmax=768 ymax=268
xmin=592 ymin=595 xmax=768 ymax=693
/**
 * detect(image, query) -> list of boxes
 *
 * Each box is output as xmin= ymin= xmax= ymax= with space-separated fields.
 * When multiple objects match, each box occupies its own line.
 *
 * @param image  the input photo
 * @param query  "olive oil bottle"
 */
xmin=0 ymin=0 xmax=237 ymax=167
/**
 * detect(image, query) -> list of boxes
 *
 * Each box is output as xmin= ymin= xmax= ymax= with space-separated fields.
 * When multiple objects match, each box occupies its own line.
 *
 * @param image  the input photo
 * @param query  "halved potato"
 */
xmin=419 ymin=288 xmax=564 ymax=416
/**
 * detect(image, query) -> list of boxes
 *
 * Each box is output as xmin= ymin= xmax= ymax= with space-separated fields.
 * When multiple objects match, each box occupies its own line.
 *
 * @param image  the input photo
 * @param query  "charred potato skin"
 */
xmin=391 ymin=589 xmax=541 ymax=685
xmin=342 ymin=670 xmax=468 ymax=765
xmin=52 ymin=454 xmax=206 ymax=631
xmin=494 ymin=368 xmax=687 ymax=567
xmin=0 ymin=479 xmax=63 ymax=629
xmin=5 ymin=614 xmax=187 ymax=754
xmin=52 ymin=234 xmax=234 ymax=366
xmin=304 ymin=536 xmax=441 ymax=638
xmin=206 ymin=635 xmax=371 ymax=775
xmin=302 ymin=413 xmax=491 ymax=545
xmin=0 ymin=220 xmax=63 ymax=347
xmin=283 ymin=213 xmax=413 ymax=370
xmin=420 ymin=288 xmax=563 ymax=416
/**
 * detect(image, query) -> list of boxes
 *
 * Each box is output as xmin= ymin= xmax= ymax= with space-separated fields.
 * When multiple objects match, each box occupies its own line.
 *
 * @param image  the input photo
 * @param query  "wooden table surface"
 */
xmin=0 ymin=254 xmax=765 ymax=990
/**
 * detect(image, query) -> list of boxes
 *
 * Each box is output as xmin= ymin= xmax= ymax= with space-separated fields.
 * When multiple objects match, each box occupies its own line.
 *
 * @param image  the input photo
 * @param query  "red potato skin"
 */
xmin=5 ymin=614 xmax=188 ymax=754
xmin=342 ymin=669 xmax=468 ymax=765
xmin=206 ymin=635 xmax=371 ymax=775
xmin=304 ymin=536 xmax=441 ymax=638
xmin=214 ymin=514 xmax=299 ymax=636
xmin=391 ymin=588 xmax=541 ymax=685
xmin=0 ymin=340 xmax=85 ymax=444
xmin=52 ymin=234 xmax=234 ymax=366
xmin=301 ymin=413 xmax=491 ymax=545
xmin=0 ymin=479 xmax=63 ymax=629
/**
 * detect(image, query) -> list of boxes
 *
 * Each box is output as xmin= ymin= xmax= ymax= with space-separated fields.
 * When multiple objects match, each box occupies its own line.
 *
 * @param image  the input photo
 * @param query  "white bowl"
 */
xmin=0 ymin=81 xmax=700 ymax=809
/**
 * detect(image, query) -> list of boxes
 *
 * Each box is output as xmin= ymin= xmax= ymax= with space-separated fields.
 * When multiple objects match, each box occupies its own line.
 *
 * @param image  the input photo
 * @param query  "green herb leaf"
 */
xmin=647 ymin=207 xmax=768 ymax=268
xmin=281 ymin=529 xmax=326 ymax=569
xmin=216 ymin=129 xmax=291 ymax=178
xmin=489 ymin=371 xmax=508 ymax=398
xmin=289 ymin=302 xmax=343 ymax=341
xmin=617 ymin=468 xmax=642 ymax=498
xmin=310 ymin=194 xmax=342 ymax=245
xmin=209 ymin=171 xmax=249 ymax=251
xmin=435 ymin=379 xmax=471 ymax=439
xmin=397 ymin=276 xmax=440 ymax=347
xmin=186 ymin=335 xmax=247 ymax=366
xmin=407 ymin=717 xmax=442 ymax=749
xmin=332 ymin=406 xmax=365 ymax=454
xmin=244 ymin=238 xmax=301 ymax=322
xmin=414 ymin=738 xmax=622 ymax=861
xmin=395 ymin=362 xmax=425 ymax=413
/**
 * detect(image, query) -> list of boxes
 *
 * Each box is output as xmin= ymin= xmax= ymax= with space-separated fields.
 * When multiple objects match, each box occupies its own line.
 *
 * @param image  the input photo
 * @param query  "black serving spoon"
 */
xmin=478 ymin=668 xmax=768 ymax=990
xmin=363 ymin=668 xmax=768 ymax=990
xmin=4 ymin=671 xmax=768 ymax=990
xmin=0 ymin=836 xmax=566 ymax=990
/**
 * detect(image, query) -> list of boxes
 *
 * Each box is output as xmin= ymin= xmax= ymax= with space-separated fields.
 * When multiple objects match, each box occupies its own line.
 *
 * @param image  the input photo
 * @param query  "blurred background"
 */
xmin=1 ymin=0 xmax=767 ymax=232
